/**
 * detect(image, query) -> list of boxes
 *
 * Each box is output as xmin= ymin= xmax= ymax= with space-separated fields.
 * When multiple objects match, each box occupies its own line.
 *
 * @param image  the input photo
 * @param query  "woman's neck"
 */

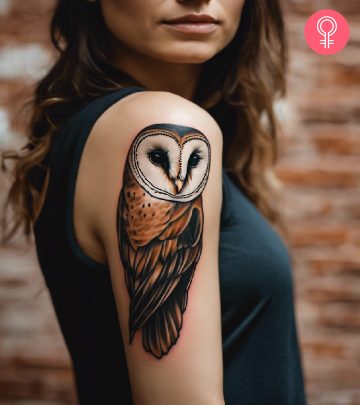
xmin=108 ymin=41 xmax=203 ymax=101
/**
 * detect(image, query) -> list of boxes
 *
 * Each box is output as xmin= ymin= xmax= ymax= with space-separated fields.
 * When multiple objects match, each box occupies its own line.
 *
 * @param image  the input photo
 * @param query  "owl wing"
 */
xmin=117 ymin=188 xmax=187 ymax=299
xmin=141 ymin=252 xmax=200 ymax=358
xmin=126 ymin=198 xmax=203 ymax=341
xmin=134 ymin=202 xmax=203 ymax=360
xmin=131 ymin=198 xmax=202 ymax=327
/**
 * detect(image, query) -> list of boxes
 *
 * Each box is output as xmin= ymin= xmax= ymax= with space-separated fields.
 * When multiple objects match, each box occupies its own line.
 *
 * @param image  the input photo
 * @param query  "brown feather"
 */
xmin=118 ymin=158 xmax=204 ymax=358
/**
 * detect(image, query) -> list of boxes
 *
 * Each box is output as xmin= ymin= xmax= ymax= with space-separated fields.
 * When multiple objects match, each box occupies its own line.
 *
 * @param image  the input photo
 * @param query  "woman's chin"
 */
xmin=155 ymin=49 xmax=218 ymax=65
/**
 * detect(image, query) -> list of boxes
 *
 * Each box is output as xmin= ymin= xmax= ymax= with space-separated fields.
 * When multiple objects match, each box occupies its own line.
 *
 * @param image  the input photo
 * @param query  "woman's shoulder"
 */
xmin=67 ymin=88 xmax=219 ymax=129
xmin=79 ymin=90 xmax=223 ymax=170
xmin=85 ymin=89 xmax=222 ymax=148
xmin=71 ymin=87 xmax=224 ymax=254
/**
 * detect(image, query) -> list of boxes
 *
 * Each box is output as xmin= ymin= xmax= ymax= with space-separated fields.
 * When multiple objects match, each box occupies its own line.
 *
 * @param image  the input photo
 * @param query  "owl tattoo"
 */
xmin=116 ymin=123 xmax=211 ymax=359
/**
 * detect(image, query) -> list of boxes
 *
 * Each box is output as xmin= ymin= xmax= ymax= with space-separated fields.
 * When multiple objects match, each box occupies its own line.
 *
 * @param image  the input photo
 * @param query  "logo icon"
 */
xmin=317 ymin=16 xmax=337 ymax=48
xmin=304 ymin=10 xmax=350 ymax=55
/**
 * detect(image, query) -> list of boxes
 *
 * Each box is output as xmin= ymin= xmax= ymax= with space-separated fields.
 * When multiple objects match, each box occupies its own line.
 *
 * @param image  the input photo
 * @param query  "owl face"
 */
xmin=128 ymin=124 xmax=211 ymax=202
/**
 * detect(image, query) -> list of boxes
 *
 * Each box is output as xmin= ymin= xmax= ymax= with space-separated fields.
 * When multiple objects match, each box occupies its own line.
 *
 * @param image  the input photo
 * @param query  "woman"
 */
xmin=1 ymin=0 xmax=307 ymax=404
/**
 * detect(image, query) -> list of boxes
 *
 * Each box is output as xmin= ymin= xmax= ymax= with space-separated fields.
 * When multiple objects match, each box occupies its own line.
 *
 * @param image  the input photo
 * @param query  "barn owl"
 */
xmin=116 ymin=123 xmax=211 ymax=359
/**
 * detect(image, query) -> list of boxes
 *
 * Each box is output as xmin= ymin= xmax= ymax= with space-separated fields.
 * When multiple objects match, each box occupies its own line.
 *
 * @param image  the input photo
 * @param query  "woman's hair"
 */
xmin=1 ymin=0 xmax=289 ymax=245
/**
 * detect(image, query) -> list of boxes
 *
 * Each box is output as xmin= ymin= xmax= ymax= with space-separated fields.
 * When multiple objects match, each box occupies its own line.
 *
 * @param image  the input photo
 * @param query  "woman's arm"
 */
xmin=81 ymin=91 xmax=224 ymax=405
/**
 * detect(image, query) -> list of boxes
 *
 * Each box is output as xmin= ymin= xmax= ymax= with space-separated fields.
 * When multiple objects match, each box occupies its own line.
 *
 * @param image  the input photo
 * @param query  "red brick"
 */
xmin=308 ymin=286 xmax=360 ymax=304
xmin=318 ymin=304 xmax=360 ymax=330
xmin=287 ymin=0 xmax=360 ymax=15
xmin=276 ymin=166 xmax=359 ymax=187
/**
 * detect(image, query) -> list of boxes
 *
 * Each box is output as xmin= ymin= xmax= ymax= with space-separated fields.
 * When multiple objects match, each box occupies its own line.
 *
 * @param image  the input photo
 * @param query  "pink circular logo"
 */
xmin=304 ymin=9 xmax=350 ymax=55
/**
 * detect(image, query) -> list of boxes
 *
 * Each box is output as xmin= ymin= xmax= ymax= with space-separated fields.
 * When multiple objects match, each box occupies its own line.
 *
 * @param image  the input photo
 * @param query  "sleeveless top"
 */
xmin=33 ymin=86 xmax=307 ymax=404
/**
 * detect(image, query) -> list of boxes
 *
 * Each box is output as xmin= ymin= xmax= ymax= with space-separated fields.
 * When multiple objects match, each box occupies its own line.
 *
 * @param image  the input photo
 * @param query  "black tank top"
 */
xmin=34 ymin=86 xmax=307 ymax=404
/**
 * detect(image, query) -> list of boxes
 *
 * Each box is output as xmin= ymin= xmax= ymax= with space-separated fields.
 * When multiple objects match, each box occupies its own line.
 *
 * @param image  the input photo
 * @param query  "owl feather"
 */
xmin=117 ymin=124 xmax=210 ymax=359
xmin=118 ymin=178 xmax=203 ymax=359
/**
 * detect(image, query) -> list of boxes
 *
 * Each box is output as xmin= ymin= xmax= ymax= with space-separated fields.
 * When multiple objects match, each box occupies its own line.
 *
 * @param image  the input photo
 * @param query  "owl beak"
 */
xmin=173 ymin=178 xmax=184 ymax=194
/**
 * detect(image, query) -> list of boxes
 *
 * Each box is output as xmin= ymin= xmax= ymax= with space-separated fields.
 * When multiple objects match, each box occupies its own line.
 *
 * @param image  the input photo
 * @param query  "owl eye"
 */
xmin=188 ymin=152 xmax=201 ymax=168
xmin=147 ymin=149 xmax=169 ymax=169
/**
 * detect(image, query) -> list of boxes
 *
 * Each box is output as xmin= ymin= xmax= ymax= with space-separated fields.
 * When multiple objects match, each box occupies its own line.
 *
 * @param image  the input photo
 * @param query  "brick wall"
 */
xmin=278 ymin=1 xmax=360 ymax=404
xmin=0 ymin=0 xmax=359 ymax=404
xmin=0 ymin=1 xmax=78 ymax=403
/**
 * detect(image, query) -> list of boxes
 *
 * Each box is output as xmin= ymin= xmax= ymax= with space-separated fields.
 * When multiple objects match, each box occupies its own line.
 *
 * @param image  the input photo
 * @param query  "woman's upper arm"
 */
xmin=88 ymin=91 xmax=224 ymax=405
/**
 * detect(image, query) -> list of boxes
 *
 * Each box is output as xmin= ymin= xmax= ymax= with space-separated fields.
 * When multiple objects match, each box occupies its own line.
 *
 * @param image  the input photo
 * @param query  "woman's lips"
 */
xmin=162 ymin=22 xmax=219 ymax=34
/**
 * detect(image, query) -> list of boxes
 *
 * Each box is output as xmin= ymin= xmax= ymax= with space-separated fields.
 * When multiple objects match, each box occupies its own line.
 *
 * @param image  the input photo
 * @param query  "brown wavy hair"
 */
xmin=1 ymin=0 xmax=289 ymax=246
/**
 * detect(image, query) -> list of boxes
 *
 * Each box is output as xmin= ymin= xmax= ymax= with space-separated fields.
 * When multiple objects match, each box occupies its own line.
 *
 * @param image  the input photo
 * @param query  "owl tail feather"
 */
xmin=141 ymin=282 xmax=190 ymax=359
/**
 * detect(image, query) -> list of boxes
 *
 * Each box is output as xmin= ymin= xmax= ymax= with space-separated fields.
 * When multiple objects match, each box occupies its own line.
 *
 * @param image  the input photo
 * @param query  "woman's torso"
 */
xmin=33 ymin=86 xmax=307 ymax=404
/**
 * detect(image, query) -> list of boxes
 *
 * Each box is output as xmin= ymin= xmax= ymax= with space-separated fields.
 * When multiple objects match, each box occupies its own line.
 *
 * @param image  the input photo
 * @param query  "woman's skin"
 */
xmin=72 ymin=1 xmax=246 ymax=403
xmin=79 ymin=0 xmax=246 ymax=269
xmin=99 ymin=0 xmax=245 ymax=100
xmin=36 ymin=0 xmax=245 ymax=243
